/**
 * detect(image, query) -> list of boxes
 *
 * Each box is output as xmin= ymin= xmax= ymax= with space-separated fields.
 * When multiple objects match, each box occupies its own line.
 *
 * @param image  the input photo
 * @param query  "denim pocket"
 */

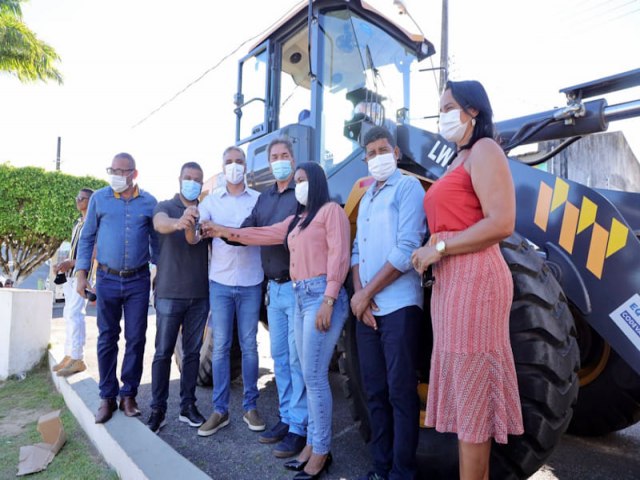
xmin=303 ymin=277 xmax=327 ymax=296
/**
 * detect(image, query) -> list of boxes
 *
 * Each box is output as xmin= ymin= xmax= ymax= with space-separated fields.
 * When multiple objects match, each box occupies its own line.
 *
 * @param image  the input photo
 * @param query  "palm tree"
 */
xmin=0 ymin=0 xmax=62 ymax=83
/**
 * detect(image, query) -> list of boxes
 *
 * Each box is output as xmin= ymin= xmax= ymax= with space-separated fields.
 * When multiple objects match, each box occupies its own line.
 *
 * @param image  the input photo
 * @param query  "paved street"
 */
xmin=51 ymin=304 xmax=640 ymax=479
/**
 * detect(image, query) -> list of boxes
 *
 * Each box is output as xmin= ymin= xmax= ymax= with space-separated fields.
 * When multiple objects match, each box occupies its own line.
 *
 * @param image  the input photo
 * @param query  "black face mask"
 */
xmin=54 ymin=272 xmax=67 ymax=285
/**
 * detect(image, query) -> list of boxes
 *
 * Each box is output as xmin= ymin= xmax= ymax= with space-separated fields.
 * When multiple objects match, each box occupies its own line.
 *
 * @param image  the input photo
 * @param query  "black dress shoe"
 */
xmin=293 ymin=452 xmax=332 ymax=479
xmin=284 ymin=458 xmax=308 ymax=472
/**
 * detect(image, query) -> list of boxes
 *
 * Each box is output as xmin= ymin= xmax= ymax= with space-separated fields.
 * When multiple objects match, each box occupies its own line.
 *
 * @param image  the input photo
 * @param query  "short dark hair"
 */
xmin=267 ymin=137 xmax=295 ymax=160
xmin=80 ymin=188 xmax=94 ymax=197
xmin=285 ymin=162 xmax=330 ymax=247
xmin=113 ymin=152 xmax=136 ymax=170
xmin=445 ymin=80 xmax=495 ymax=150
xmin=180 ymin=162 xmax=203 ymax=176
xmin=362 ymin=126 xmax=396 ymax=149
xmin=222 ymin=146 xmax=246 ymax=162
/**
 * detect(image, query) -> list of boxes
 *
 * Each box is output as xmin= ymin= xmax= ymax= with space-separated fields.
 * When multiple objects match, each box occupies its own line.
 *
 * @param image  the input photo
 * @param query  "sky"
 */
xmin=1 ymin=0 xmax=639 ymax=201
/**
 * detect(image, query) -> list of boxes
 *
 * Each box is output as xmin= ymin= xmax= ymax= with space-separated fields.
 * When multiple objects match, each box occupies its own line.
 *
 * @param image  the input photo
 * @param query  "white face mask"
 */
xmin=439 ymin=109 xmax=471 ymax=143
xmin=224 ymin=163 xmax=245 ymax=185
xmin=367 ymin=152 xmax=397 ymax=182
xmin=109 ymin=174 xmax=129 ymax=193
xmin=295 ymin=181 xmax=309 ymax=206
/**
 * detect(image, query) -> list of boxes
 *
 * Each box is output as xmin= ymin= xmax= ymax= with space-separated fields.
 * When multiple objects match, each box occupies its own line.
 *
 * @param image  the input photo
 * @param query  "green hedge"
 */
xmin=0 ymin=163 xmax=107 ymax=283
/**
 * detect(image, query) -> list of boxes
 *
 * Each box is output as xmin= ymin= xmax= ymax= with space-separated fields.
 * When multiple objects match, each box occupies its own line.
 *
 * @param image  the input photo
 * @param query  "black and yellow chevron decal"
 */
xmin=534 ymin=177 xmax=629 ymax=279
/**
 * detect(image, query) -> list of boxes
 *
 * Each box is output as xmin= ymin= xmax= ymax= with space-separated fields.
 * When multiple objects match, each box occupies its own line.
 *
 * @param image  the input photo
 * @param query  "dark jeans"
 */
xmin=151 ymin=297 xmax=209 ymax=411
xmin=95 ymin=268 xmax=150 ymax=399
xmin=356 ymin=305 xmax=422 ymax=480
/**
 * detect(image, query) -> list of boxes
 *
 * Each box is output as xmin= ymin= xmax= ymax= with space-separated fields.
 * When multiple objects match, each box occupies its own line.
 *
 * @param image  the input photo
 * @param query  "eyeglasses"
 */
xmin=106 ymin=167 xmax=134 ymax=176
xmin=75 ymin=196 xmax=89 ymax=202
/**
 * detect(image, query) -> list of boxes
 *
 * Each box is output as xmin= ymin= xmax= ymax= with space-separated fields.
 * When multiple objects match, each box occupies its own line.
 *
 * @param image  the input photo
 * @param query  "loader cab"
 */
xmin=234 ymin=0 xmax=437 ymax=200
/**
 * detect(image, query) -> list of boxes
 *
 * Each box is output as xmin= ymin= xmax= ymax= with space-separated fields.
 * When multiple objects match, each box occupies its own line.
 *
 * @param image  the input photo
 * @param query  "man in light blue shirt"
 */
xmin=193 ymin=146 xmax=266 ymax=437
xmin=350 ymin=126 xmax=426 ymax=480
xmin=76 ymin=152 xmax=158 ymax=424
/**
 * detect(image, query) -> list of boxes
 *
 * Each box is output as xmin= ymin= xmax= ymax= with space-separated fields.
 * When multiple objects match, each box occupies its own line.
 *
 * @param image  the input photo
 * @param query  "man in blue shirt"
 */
xmin=76 ymin=152 xmax=159 ymax=424
xmin=350 ymin=126 xmax=426 ymax=480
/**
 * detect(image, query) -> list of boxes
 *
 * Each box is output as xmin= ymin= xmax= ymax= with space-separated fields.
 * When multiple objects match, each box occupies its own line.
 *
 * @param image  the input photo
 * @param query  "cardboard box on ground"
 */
xmin=17 ymin=410 xmax=66 ymax=476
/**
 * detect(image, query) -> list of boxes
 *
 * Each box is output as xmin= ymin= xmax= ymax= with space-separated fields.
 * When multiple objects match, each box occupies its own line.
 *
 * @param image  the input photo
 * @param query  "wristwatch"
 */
xmin=324 ymin=297 xmax=335 ymax=306
xmin=435 ymin=240 xmax=447 ymax=256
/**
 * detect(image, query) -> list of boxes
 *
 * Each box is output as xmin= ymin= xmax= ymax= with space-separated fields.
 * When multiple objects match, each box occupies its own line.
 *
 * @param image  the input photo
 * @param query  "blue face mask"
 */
xmin=181 ymin=179 xmax=202 ymax=201
xmin=271 ymin=160 xmax=292 ymax=181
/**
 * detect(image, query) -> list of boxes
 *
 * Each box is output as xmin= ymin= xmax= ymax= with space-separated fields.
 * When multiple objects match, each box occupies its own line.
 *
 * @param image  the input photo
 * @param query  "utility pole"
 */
xmin=55 ymin=136 xmax=61 ymax=171
xmin=439 ymin=0 xmax=448 ymax=93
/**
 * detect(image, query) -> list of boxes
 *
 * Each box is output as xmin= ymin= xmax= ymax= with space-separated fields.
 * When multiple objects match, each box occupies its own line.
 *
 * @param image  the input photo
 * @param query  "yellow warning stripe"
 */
xmin=587 ymin=223 xmax=609 ymax=279
xmin=577 ymin=196 xmax=597 ymax=234
xmin=606 ymin=218 xmax=629 ymax=258
xmin=559 ymin=202 xmax=579 ymax=254
xmin=534 ymin=179 xmax=629 ymax=280
xmin=534 ymin=181 xmax=553 ymax=231
xmin=551 ymin=178 xmax=570 ymax=212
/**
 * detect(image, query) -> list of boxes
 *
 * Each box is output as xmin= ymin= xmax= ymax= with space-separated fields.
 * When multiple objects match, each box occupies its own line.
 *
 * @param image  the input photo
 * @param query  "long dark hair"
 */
xmin=446 ymin=80 xmax=495 ymax=151
xmin=285 ymin=162 xmax=330 ymax=247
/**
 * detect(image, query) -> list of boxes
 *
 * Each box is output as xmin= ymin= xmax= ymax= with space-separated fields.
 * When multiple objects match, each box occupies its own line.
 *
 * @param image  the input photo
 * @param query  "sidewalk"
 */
xmin=49 ymin=303 xmax=372 ymax=480
xmin=49 ymin=304 xmax=211 ymax=480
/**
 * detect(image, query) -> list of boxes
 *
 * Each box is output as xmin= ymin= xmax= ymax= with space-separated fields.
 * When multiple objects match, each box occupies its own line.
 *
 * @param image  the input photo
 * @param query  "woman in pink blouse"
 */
xmin=207 ymin=162 xmax=350 ymax=479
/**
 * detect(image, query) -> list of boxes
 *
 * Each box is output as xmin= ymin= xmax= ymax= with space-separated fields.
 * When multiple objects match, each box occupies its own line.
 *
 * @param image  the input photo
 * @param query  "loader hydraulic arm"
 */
xmin=496 ymin=68 xmax=640 ymax=151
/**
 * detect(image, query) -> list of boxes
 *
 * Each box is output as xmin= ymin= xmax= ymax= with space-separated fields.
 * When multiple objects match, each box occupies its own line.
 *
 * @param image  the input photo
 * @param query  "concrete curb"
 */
xmin=48 ymin=351 xmax=211 ymax=480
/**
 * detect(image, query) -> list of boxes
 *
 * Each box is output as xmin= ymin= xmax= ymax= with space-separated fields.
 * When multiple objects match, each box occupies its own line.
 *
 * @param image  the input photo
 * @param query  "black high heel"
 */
xmin=284 ymin=458 xmax=308 ymax=472
xmin=292 ymin=452 xmax=332 ymax=479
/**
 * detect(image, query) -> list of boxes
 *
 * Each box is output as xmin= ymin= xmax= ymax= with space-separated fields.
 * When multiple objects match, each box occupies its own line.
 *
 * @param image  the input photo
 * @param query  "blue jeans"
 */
xmin=357 ymin=306 xmax=421 ymax=480
xmin=268 ymin=280 xmax=308 ymax=436
xmin=151 ymin=297 xmax=209 ymax=411
xmin=210 ymin=281 xmax=262 ymax=414
xmin=293 ymin=276 xmax=348 ymax=454
xmin=95 ymin=268 xmax=150 ymax=399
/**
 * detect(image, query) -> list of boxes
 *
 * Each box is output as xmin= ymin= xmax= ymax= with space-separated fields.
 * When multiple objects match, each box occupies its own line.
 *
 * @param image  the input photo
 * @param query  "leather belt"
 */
xmin=269 ymin=274 xmax=291 ymax=284
xmin=98 ymin=263 xmax=147 ymax=278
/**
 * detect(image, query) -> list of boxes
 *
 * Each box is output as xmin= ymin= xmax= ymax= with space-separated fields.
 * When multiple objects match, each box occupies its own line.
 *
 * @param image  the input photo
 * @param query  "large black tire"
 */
xmin=566 ymin=231 xmax=640 ymax=435
xmin=174 ymin=314 xmax=242 ymax=387
xmin=567 ymin=319 xmax=640 ymax=436
xmin=490 ymin=233 xmax=580 ymax=479
xmin=339 ymin=232 xmax=580 ymax=479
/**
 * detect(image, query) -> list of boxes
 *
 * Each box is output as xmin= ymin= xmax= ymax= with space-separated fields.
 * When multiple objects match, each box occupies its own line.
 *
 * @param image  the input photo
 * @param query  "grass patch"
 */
xmin=0 ymin=359 xmax=117 ymax=479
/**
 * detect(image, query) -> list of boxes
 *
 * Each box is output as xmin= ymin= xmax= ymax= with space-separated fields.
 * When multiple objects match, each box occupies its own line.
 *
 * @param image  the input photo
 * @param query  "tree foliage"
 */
xmin=0 ymin=163 xmax=107 ymax=284
xmin=0 ymin=0 xmax=62 ymax=83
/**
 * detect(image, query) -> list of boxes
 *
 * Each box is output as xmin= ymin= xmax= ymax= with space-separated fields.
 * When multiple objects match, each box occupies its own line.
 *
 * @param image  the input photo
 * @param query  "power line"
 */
xmin=605 ymin=5 xmax=640 ymax=23
xmin=576 ymin=0 xmax=638 ymax=26
xmin=560 ymin=1 xmax=640 ymax=38
xmin=131 ymin=1 xmax=302 ymax=129
xmin=544 ymin=0 xmax=634 ymax=30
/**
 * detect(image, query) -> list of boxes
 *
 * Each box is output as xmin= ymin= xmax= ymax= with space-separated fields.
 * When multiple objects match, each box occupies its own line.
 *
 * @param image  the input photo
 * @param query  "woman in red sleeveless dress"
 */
xmin=411 ymin=80 xmax=524 ymax=480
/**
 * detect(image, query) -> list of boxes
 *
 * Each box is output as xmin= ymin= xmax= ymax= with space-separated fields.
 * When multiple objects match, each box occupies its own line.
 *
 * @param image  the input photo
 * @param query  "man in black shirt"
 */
xmin=147 ymin=162 xmax=210 ymax=433
xmin=242 ymin=138 xmax=308 ymax=458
